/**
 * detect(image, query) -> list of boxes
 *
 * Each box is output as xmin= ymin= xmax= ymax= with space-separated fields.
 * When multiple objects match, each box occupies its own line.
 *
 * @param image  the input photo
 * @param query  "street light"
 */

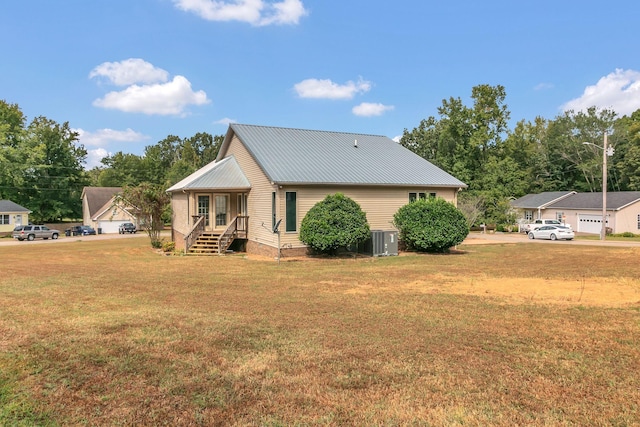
xmin=582 ymin=133 xmax=614 ymax=240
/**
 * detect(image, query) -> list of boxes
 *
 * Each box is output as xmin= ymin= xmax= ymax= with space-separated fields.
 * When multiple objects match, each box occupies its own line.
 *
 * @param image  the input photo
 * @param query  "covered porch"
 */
xmin=184 ymin=192 xmax=249 ymax=255
xmin=166 ymin=155 xmax=252 ymax=254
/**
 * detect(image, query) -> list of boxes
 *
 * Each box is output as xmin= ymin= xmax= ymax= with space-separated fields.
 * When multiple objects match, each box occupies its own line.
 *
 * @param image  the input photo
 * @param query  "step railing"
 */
xmin=185 ymin=215 xmax=205 ymax=252
xmin=218 ymin=215 xmax=249 ymax=254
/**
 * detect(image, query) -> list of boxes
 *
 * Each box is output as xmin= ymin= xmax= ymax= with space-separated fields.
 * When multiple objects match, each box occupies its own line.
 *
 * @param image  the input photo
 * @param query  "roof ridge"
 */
xmin=231 ymin=123 xmax=385 ymax=138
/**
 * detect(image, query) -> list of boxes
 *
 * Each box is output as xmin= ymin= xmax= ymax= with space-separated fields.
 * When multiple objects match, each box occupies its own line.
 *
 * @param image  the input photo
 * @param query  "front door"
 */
xmin=197 ymin=195 xmax=211 ymax=230
xmin=214 ymin=195 xmax=229 ymax=229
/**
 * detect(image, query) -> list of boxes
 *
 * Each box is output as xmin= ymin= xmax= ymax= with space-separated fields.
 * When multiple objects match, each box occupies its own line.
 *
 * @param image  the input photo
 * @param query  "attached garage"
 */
xmin=578 ymin=214 xmax=608 ymax=234
xmin=97 ymin=220 xmax=129 ymax=234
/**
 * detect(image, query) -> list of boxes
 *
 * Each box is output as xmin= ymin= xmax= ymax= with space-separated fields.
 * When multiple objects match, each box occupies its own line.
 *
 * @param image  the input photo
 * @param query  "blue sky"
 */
xmin=3 ymin=1 xmax=640 ymax=169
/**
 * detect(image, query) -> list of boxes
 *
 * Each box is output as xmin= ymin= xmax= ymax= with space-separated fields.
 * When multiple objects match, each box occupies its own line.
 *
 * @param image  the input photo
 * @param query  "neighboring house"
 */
xmin=81 ymin=187 xmax=138 ymax=233
xmin=512 ymin=191 xmax=640 ymax=234
xmin=0 ymin=200 xmax=31 ymax=233
xmin=511 ymin=191 xmax=576 ymax=231
xmin=167 ymin=124 xmax=467 ymax=256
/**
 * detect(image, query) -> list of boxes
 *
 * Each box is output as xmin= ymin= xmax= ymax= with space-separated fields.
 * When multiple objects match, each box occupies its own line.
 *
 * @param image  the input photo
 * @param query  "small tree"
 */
xmin=120 ymin=183 xmax=171 ymax=248
xmin=393 ymin=198 xmax=469 ymax=253
xmin=299 ymin=193 xmax=370 ymax=255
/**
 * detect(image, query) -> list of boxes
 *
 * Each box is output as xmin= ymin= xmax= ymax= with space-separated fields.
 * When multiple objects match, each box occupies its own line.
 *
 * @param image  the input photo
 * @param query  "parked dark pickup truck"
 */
xmin=118 ymin=222 xmax=137 ymax=234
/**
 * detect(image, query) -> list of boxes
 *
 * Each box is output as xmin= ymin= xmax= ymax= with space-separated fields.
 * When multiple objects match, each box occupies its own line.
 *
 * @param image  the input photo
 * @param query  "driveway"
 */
xmin=463 ymin=231 xmax=640 ymax=247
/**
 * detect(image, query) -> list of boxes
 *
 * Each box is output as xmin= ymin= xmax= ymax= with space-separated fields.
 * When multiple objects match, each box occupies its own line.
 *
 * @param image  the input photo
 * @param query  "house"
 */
xmin=511 ymin=191 xmax=576 ymax=230
xmin=81 ymin=187 xmax=138 ymax=233
xmin=512 ymin=191 xmax=640 ymax=235
xmin=167 ymin=124 xmax=467 ymax=256
xmin=0 ymin=200 xmax=30 ymax=234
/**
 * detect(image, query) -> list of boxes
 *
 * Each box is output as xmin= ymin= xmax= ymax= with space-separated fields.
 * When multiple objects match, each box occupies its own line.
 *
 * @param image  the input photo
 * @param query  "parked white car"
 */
xmin=528 ymin=225 xmax=575 ymax=241
xmin=522 ymin=219 xmax=572 ymax=233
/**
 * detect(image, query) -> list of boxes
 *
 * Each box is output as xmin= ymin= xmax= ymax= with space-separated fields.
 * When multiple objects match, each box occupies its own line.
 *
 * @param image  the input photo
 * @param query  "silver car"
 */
xmin=528 ymin=225 xmax=575 ymax=241
xmin=12 ymin=225 xmax=60 ymax=241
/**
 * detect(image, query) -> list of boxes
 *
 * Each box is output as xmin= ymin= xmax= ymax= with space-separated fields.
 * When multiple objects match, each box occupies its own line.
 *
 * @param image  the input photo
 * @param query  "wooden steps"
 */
xmin=187 ymin=232 xmax=221 ymax=255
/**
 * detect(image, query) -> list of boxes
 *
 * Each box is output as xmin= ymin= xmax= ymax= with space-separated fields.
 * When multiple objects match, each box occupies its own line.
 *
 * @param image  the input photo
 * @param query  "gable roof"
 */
xmin=81 ymin=187 xmax=122 ymax=217
xmin=510 ymin=191 xmax=576 ymax=209
xmin=547 ymin=191 xmax=640 ymax=211
xmin=218 ymin=124 xmax=467 ymax=188
xmin=166 ymin=156 xmax=250 ymax=192
xmin=0 ymin=200 xmax=31 ymax=213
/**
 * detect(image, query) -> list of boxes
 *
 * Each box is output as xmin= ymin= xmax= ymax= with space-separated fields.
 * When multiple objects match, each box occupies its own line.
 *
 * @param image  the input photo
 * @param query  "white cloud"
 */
xmin=534 ymin=82 xmax=554 ymax=91
xmin=352 ymin=102 xmax=394 ymax=117
xmin=294 ymin=78 xmax=371 ymax=100
xmin=92 ymin=75 xmax=210 ymax=116
xmin=173 ymin=0 xmax=308 ymax=26
xmin=74 ymin=128 xmax=151 ymax=169
xmin=75 ymin=128 xmax=149 ymax=147
xmin=85 ymin=148 xmax=110 ymax=170
xmin=562 ymin=68 xmax=640 ymax=116
xmin=89 ymin=58 xmax=169 ymax=86
xmin=215 ymin=117 xmax=237 ymax=125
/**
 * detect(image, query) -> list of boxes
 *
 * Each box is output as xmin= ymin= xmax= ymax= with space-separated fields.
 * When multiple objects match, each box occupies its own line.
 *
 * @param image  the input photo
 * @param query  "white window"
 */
xmin=524 ymin=211 xmax=533 ymax=221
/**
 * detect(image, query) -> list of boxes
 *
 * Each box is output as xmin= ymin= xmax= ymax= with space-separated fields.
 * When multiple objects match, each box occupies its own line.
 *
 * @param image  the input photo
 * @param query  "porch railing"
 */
xmin=185 ymin=215 xmax=206 ymax=252
xmin=218 ymin=215 xmax=249 ymax=254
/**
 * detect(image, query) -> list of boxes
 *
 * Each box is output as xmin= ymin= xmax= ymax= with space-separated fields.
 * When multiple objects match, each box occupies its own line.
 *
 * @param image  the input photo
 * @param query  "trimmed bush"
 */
xmin=393 ymin=198 xmax=469 ymax=253
xmin=300 ymin=193 xmax=370 ymax=255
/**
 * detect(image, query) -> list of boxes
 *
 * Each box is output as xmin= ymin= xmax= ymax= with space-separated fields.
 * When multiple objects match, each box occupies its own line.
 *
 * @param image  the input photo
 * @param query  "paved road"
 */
xmin=3 ymin=230 xmax=638 ymax=248
xmin=463 ymin=231 xmax=640 ymax=247
xmin=0 ymin=231 xmax=150 ymax=246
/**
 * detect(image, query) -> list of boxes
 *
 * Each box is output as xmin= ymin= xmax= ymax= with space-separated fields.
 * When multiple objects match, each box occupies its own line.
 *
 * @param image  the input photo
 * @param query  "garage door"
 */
xmin=578 ymin=214 xmax=607 ymax=234
xmin=98 ymin=220 xmax=128 ymax=234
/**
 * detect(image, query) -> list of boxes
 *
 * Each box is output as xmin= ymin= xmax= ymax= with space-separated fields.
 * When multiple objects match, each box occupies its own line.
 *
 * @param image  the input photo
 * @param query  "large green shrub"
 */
xmin=393 ymin=198 xmax=469 ymax=253
xmin=300 ymin=193 xmax=370 ymax=255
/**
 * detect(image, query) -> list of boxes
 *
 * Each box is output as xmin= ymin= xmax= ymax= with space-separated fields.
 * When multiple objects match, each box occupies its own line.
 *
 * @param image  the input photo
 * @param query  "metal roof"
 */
xmin=547 ymin=191 xmax=640 ymax=211
xmin=225 ymin=124 xmax=467 ymax=187
xmin=0 ymin=200 xmax=30 ymax=213
xmin=166 ymin=156 xmax=250 ymax=192
xmin=510 ymin=191 xmax=576 ymax=209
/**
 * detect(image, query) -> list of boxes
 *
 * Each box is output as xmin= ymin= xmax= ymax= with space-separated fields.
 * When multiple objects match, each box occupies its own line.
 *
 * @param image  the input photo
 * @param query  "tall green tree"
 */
xmin=19 ymin=117 xmax=88 ymax=221
xmin=614 ymin=109 xmax=640 ymax=190
xmin=0 ymin=101 xmax=27 ymax=200
xmin=97 ymin=152 xmax=146 ymax=187
xmin=542 ymin=107 xmax=617 ymax=192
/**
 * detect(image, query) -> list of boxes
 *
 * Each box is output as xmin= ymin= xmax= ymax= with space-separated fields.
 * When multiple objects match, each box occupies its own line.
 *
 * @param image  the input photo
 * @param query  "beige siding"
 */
xmin=226 ymin=136 xmax=278 ymax=248
xmin=0 ymin=212 xmax=28 ymax=233
xmin=614 ymin=201 xmax=640 ymax=233
xmin=82 ymin=197 xmax=95 ymax=228
xmin=539 ymin=204 xmax=640 ymax=234
xmin=277 ymin=186 xmax=459 ymax=249
xmin=171 ymin=192 xmax=190 ymax=237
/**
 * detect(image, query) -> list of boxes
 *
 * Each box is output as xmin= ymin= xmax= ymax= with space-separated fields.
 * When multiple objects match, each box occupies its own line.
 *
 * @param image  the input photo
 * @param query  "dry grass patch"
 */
xmin=0 ymin=238 xmax=639 ymax=425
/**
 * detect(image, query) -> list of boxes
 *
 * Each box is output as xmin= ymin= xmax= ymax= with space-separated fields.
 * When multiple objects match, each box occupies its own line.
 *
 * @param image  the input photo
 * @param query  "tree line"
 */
xmin=399 ymin=84 xmax=640 ymax=226
xmin=0 ymin=100 xmax=223 ymax=222
xmin=3 ymin=86 xmax=640 ymax=225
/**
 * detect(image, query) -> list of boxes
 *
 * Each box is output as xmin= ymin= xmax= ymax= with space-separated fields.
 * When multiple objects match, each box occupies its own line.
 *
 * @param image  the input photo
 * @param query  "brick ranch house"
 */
xmin=167 ymin=124 xmax=467 ymax=257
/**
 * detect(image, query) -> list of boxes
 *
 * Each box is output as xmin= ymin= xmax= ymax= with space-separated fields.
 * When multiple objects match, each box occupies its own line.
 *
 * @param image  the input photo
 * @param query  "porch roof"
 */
xmin=166 ymin=156 xmax=250 ymax=192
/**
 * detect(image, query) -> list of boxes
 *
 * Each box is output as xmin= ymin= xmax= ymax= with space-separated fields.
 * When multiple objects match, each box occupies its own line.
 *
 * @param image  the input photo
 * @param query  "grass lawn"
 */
xmin=1 ymin=238 xmax=639 ymax=426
